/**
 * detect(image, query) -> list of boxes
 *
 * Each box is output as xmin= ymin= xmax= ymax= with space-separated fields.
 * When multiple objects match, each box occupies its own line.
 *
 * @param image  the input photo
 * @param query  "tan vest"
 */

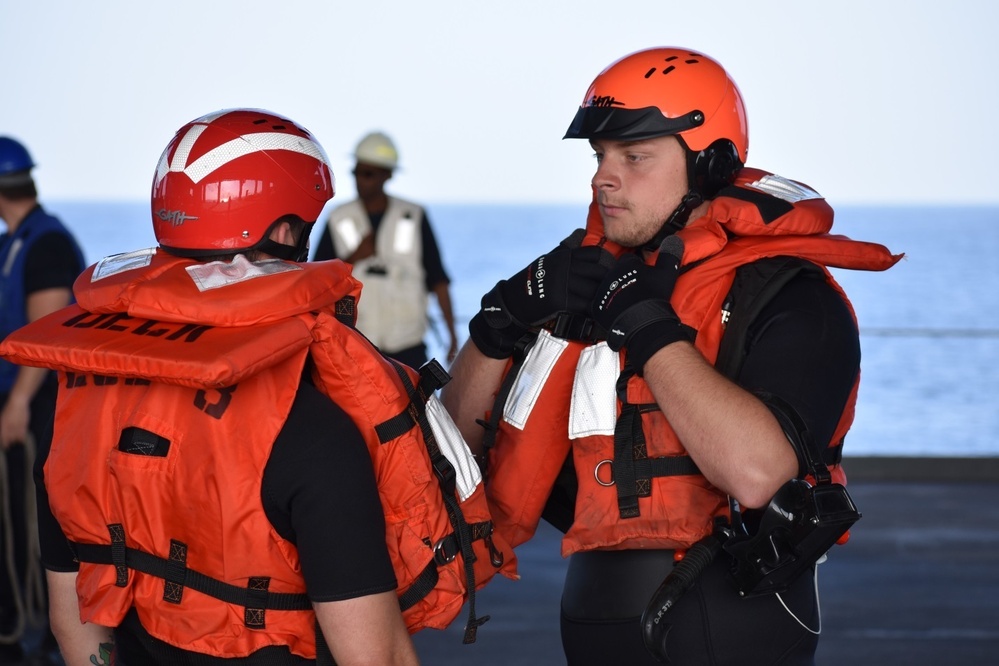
xmin=328 ymin=196 xmax=428 ymax=352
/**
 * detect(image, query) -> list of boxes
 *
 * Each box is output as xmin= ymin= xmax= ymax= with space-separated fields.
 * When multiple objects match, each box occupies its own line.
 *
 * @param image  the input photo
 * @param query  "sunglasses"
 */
xmin=352 ymin=168 xmax=387 ymax=179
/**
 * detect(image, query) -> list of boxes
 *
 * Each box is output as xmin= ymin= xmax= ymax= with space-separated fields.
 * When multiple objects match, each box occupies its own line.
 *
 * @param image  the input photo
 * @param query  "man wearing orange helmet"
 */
xmin=442 ymin=48 xmax=900 ymax=664
xmin=2 ymin=110 xmax=421 ymax=665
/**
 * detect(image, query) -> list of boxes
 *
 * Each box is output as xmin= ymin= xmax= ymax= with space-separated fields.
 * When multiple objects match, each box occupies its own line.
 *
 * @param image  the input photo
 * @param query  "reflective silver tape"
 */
xmin=503 ymin=329 xmax=569 ymax=430
xmin=426 ymin=394 xmax=482 ymax=501
xmin=569 ymin=342 xmax=620 ymax=438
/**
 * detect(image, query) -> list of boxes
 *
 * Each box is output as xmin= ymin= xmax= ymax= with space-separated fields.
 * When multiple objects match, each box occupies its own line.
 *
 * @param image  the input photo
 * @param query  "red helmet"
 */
xmin=151 ymin=108 xmax=335 ymax=256
xmin=564 ymin=47 xmax=748 ymax=164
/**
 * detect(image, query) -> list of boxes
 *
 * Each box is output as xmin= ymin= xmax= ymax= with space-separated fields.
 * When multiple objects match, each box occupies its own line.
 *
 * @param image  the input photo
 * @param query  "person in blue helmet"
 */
xmin=0 ymin=136 xmax=85 ymax=663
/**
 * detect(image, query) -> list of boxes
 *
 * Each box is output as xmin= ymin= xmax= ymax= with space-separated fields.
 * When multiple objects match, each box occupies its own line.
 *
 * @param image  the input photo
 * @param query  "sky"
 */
xmin=3 ymin=0 xmax=998 ymax=207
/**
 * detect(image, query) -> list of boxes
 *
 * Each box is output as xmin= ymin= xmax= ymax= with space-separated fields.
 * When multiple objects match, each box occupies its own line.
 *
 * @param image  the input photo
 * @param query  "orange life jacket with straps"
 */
xmin=0 ymin=249 xmax=517 ymax=660
xmin=481 ymin=168 xmax=902 ymax=557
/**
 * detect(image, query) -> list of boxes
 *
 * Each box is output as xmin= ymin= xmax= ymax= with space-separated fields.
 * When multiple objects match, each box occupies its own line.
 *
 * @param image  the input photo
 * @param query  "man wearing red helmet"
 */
xmin=442 ymin=48 xmax=900 ymax=664
xmin=4 ymin=110 xmax=422 ymax=665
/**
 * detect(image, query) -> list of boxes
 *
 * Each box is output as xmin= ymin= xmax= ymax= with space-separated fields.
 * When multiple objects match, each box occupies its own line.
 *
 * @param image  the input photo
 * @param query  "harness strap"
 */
xmin=374 ymin=358 xmax=452 ymax=444
xmin=613 ymin=401 xmax=702 ymax=519
xmin=612 ymin=361 xmax=703 ymax=520
xmin=333 ymin=296 xmax=356 ymax=328
xmin=384 ymin=359 xmax=489 ymax=643
xmin=71 ymin=537 xmax=313 ymax=622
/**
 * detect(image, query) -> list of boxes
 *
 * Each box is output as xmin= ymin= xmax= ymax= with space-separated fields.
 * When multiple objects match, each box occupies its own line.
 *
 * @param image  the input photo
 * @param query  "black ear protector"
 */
xmin=641 ymin=136 xmax=744 ymax=252
xmin=689 ymin=138 xmax=742 ymax=199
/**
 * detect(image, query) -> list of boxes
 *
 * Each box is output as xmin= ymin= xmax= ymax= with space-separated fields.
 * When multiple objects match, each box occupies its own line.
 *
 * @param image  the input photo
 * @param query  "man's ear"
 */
xmin=269 ymin=220 xmax=295 ymax=245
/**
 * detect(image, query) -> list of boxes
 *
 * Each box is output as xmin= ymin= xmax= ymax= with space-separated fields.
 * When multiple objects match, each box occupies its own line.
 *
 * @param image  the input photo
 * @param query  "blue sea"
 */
xmin=44 ymin=200 xmax=999 ymax=458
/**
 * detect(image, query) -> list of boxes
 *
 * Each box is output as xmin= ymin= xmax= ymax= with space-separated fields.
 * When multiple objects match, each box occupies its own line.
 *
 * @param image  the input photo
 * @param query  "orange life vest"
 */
xmin=484 ymin=168 xmax=902 ymax=557
xmin=0 ymin=249 xmax=517 ymax=659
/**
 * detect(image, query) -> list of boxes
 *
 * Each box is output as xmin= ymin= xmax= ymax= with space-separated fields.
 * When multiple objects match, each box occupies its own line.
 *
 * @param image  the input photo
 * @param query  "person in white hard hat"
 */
xmin=312 ymin=131 xmax=458 ymax=367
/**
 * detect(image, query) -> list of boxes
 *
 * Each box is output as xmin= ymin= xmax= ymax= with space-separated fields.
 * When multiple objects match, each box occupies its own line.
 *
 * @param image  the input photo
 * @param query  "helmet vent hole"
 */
xmin=665 ymin=56 xmax=678 ymax=62
xmin=662 ymin=66 xmax=676 ymax=75
xmin=252 ymin=119 xmax=267 ymax=125
xmin=272 ymin=125 xmax=287 ymax=131
xmin=685 ymin=59 xmax=700 ymax=64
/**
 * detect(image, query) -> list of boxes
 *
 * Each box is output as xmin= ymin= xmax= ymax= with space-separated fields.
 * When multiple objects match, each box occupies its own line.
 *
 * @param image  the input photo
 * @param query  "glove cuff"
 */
xmin=627 ymin=319 xmax=692 ymax=373
xmin=468 ymin=310 xmax=529 ymax=359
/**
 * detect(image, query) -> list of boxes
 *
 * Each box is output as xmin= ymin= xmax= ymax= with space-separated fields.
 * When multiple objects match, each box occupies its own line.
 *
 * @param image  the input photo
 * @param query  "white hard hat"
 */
xmin=354 ymin=131 xmax=398 ymax=170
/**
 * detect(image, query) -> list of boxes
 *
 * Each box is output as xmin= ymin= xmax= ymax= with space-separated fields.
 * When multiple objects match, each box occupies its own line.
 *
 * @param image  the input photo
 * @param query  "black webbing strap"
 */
xmin=760 ymin=391 xmax=835 ymax=485
xmin=333 ymin=296 xmax=356 ymax=327
xmin=71 ymin=535 xmax=312 ymax=624
xmin=612 ymin=368 xmax=701 ymax=520
xmin=374 ymin=359 xmax=450 ymax=444
xmin=80 ymin=537 xmax=339 ymax=665
xmin=613 ymin=402 xmax=643 ymax=519
xmin=164 ymin=539 xmax=188 ymax=605
xmin=715 ymin=256 xmax=822 ymax=380
xmin=715 ymin=257 xmax=847 ymax=479
xmin=549 ymin=311 xmax=600 ymax=344
xmin=476 ymin=332 xmax=537 ymax=468
xmin=383 ymin=360 xmax=489 ymax=643
xmin=108 ymin=523 xmax=127 ymax=586
xmin=396 ymin=520 xmax=495 ymax=613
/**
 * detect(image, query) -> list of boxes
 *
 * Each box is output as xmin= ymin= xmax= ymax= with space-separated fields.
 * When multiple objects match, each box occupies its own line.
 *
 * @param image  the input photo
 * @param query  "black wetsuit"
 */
xmin=559 ymin=269 xmax=860 ymax=666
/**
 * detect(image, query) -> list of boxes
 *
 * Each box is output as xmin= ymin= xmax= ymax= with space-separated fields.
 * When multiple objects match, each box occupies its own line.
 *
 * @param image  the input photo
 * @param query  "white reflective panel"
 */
xmin=334 ymin=218 xmax=361 ymax=255
xmin=745 ymin=174 xmax=822 ymax=203
xmin=91 ymin=248 xmax=157 ymax=282
xmin=182 ymin=133 xmax=328 ymax=184
xmin=503 ymin=329 xmax=569 ymax=430
xmin=186 ymin=255 xmax=300 ymax=292
xmin=569 ymin=342 xmax=620 ymax=438
xmin=393 ymin=217 xmax=418 ymax=254
xmin=426 ymin=395 xmax=482 ymax=501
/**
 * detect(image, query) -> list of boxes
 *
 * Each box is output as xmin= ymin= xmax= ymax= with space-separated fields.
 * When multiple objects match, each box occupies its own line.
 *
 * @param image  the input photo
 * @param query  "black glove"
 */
xmin=469 ymin=229 xmax=614 ymax=359
xmin=590 ymin=235 xmax=691 ymax=371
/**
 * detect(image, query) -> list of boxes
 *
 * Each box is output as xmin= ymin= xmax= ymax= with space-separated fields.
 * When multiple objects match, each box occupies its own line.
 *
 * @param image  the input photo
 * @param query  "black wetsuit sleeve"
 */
xmin=262 ymin=380 xmax=397 ymax=601
xmin=24 ymin=232 xmax=83 ymax=294
xmin=420 ymin=212 xmax=450 ymax=291
xmin=34 ymin=420 xmax=80 ymax=572
xmin=734 ymin=270 xmax=861 ymax=464
xmin=312 ymin=223 xmax=338 ymax=261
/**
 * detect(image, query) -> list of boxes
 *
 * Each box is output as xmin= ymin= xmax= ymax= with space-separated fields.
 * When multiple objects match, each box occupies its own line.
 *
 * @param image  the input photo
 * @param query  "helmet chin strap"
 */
xmin=641 ymin=191 xmax=703 ymax=253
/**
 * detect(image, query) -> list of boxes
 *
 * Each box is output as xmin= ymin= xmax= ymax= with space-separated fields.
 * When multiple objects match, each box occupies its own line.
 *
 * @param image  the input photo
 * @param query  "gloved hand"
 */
xmin=590 ymin=235 xmax=691 ymax=371
xmin=469 ymin=229 xmax=614 ymax=359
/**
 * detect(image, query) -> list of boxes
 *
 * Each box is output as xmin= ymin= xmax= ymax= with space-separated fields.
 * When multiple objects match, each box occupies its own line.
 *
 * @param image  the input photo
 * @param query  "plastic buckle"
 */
xmin=433 ymin=458 xmax=457 ymax=496
xmin=420 ymin=358 xmax=451 ymax=391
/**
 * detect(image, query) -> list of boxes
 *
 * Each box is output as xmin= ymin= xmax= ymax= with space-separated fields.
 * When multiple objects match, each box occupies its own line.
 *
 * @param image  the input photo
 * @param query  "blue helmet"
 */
xmin=0 ymin=137 xmax=35 ymax=177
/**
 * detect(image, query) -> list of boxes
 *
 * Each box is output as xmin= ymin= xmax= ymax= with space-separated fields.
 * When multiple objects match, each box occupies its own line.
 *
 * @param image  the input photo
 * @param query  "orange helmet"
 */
xmin=564 ymin=47 xmax=748 ymax=161
xmin=151 ymin=108 xmax=335 ymax=257
xmin=565 ymin=47 xmax=749 ymax=201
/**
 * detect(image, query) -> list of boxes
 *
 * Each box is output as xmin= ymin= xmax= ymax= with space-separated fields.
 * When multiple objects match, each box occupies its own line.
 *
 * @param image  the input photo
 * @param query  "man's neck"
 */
xmin=361 ymin=192 xmax=389 ymax=216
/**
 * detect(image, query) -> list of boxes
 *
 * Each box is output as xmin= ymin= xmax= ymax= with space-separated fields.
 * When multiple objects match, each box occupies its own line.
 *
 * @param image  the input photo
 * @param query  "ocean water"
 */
xmin=43 ymin=200 xmax=999 ymax=457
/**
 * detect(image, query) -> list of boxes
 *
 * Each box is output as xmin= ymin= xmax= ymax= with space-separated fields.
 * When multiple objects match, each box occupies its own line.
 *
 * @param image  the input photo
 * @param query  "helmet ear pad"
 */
xmin=689 ymin=139 xmax=742 ymax=199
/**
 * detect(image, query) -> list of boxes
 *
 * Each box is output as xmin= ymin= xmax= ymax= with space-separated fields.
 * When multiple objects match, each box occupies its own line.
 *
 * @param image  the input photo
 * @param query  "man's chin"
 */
xmin=603 ymin=224 xmax=647 ymax=249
